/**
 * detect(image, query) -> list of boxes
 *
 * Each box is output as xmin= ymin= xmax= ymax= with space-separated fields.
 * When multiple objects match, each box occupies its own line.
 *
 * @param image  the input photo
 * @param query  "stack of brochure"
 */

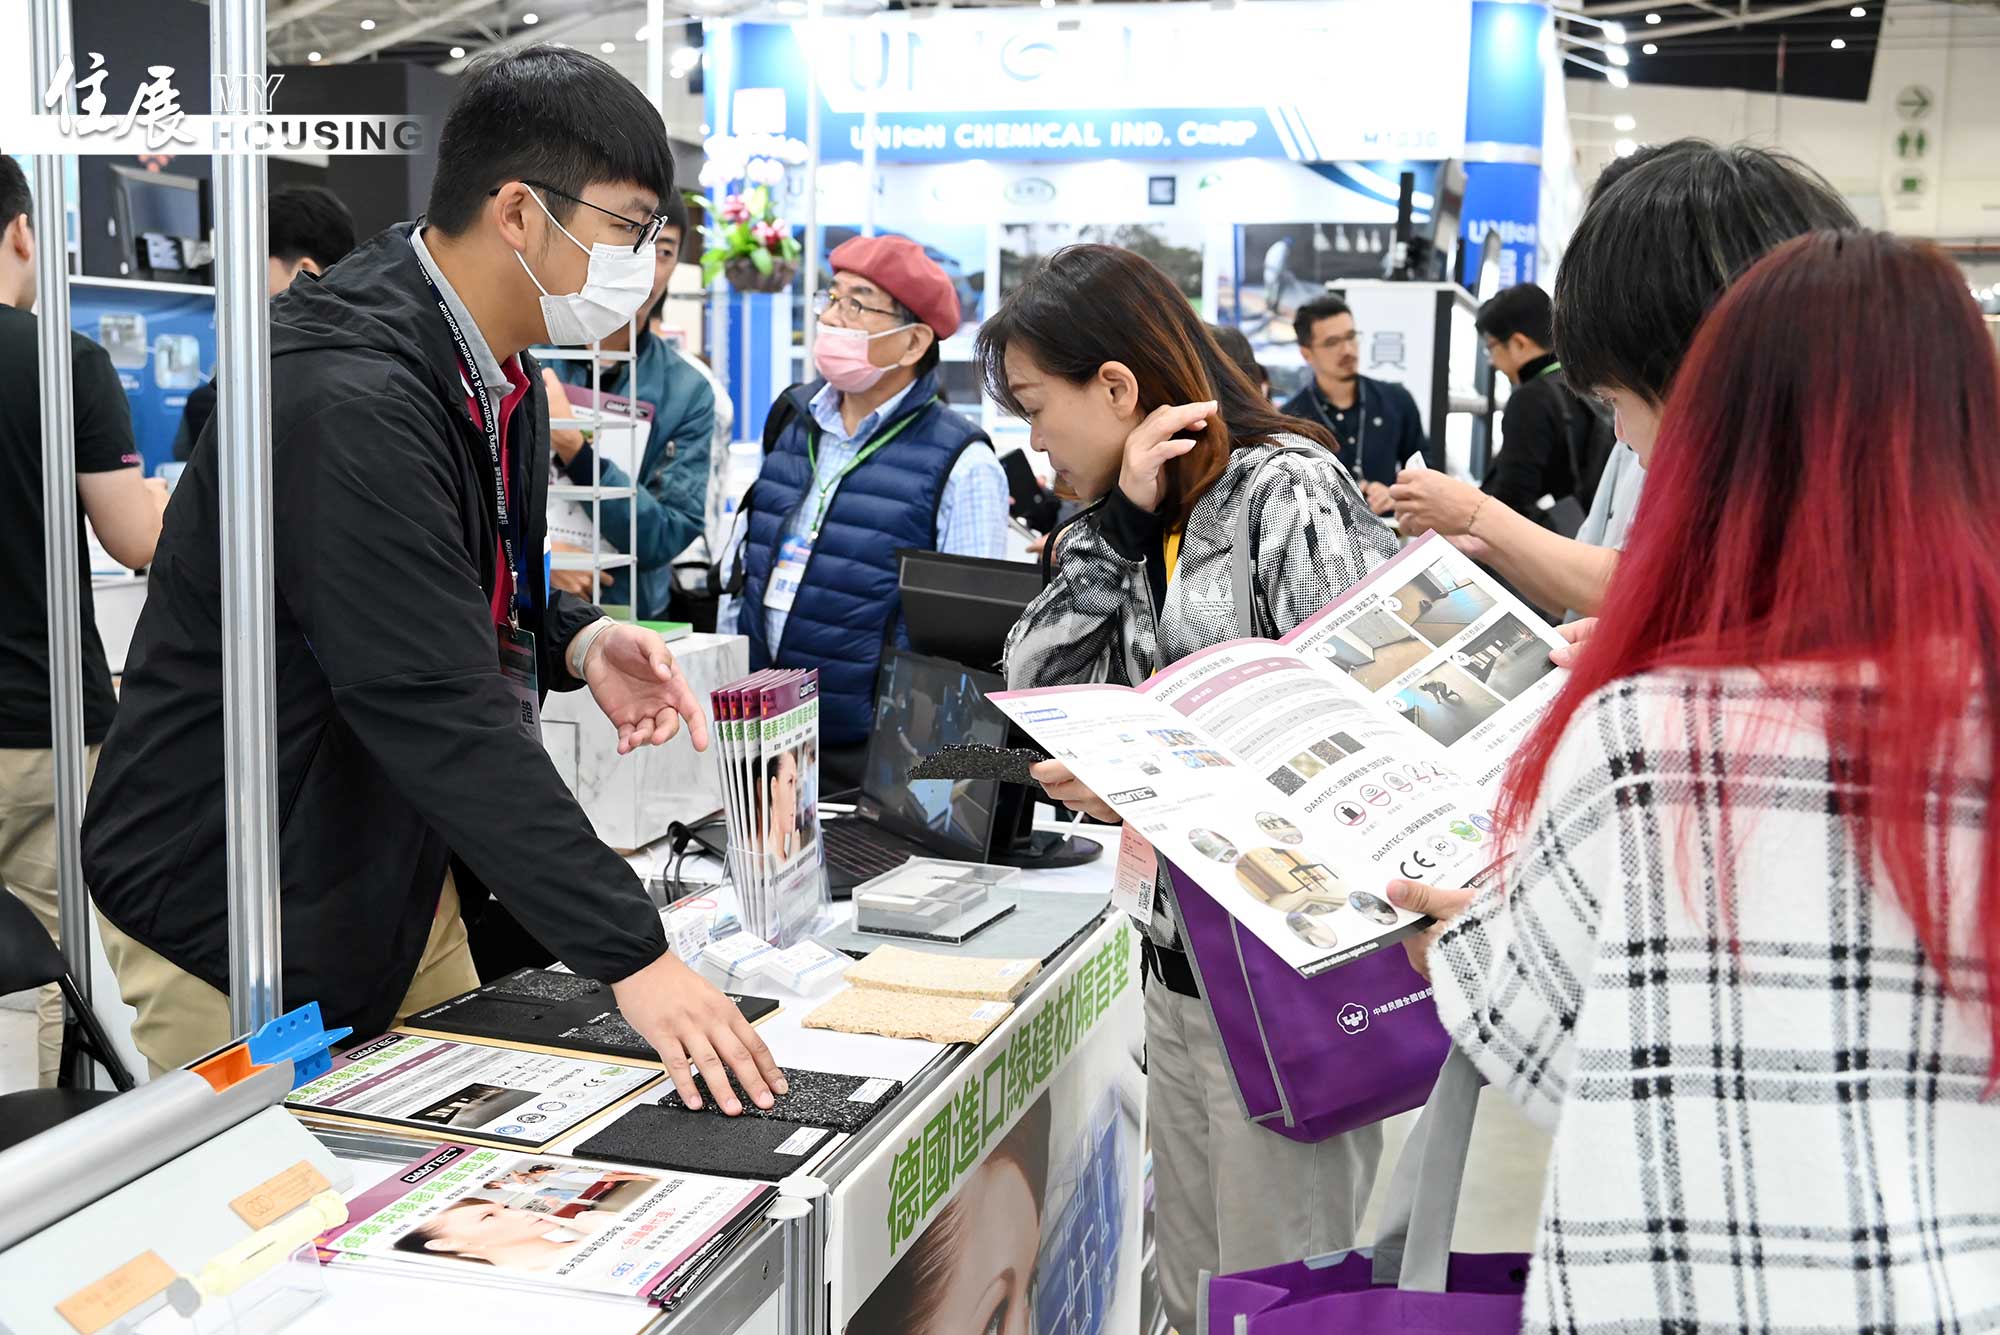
xmin=711 ymin=669 xmax=828 ymax=947
xmin=316 ymin=1142 xmax=771 ymax=1311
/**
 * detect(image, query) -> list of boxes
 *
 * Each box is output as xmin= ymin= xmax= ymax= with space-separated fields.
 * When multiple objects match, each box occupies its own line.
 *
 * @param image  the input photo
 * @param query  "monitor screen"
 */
xmin=113 ymin=165 xmax=202 ymax=239
xmin=860 ymin=649 xmax=1009 ymax=859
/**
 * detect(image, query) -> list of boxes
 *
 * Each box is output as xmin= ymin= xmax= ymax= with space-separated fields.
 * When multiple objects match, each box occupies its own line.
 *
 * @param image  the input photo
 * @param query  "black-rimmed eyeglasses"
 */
xmin=490 ymin=180 xmax=666 ymax=253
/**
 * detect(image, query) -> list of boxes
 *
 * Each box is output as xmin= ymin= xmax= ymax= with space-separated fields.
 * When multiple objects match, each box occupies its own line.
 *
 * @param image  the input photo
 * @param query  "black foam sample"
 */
xmin=908 ymin=742 xmax=1051 ymax=786
xmin=654 ymin=1067 xmax=903 ymax=1133
xmin=404 ymin=968 xmax=778 ymax=1061
xmin=576 ymin=1102 xmax=836 ymax=1181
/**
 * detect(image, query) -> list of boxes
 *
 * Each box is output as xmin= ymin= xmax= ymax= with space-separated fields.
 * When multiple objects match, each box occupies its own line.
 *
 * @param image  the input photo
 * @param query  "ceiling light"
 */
xmin=521 ymin=11 xmax=538 ymax=23
xmin=1641 ymin=42 xmax=1657 ymax=54
xmin=307 ymin=49 xmax=322 ymax=60
xmin=1607 ymin=43 xmax=1629 ymax=65
xmin=772 ymin=0 xmax=805 ymax=14
xmin=1849 ymin=4 xmax=1864 ymax=13
xmin=1614 ymin=138 xmax=1637 ymax=157
xmin=449 ymin=44 xmax=464 ymax=57
xmin=1608 ymin=69 xmax=1629 ymax=88
xmin=1040 ymin=0 xmax=1055 ymax=7
xmin=358 ymin=17 xmax=375 ymax=28
xmin=1614 ymin=113 xmax=1636 ymax=131
xmin=600 ymin=40 xmax=615 ymax=51
xmin=635 ymin=25 xmax=648 ymax=39
xmin=1602 ymin=20 xmax=1627 ymax=43
xmin=1644 ymin=11 xmax=1660 ymax=22
xmin=1830 ymin=36 xmax=1846 ymax=48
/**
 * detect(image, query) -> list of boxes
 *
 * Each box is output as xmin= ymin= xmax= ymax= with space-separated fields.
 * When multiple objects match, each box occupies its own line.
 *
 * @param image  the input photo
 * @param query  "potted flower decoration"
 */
xmin=694 ymin=133 xmax=808 ymax=294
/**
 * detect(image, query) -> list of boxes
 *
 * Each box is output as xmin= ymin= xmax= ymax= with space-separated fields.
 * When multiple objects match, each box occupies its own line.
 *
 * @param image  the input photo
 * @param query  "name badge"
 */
xmin=764 ymin=535 xmax=812 ymax=613
xmin=497 ymin=624 xmax=540 ymax=738
xmin=1112 ymin=826 xmax=1158 ymax=924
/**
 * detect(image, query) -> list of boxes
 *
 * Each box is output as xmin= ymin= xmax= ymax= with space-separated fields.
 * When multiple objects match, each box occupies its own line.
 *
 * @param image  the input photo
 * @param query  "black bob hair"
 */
xmin=1553 ymin=138 xmax=1856 ymax=405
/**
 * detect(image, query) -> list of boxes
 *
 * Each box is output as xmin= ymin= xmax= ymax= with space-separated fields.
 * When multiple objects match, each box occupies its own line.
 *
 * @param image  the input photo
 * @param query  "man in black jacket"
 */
xmin=83 ymin=46 xmax=785 ymax=1117
xmin=1471 ymin=283 xmax=1611 ymax=534
xmin=173 ymin=185 xmax=357 ymax=461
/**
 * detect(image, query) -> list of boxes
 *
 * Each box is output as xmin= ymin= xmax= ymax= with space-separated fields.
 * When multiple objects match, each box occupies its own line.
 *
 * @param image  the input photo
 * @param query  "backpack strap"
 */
xmin=761 ymin=383 xmax=804 ymax=455
xmin=1230 ymin=442 xmax=1336 ymax=639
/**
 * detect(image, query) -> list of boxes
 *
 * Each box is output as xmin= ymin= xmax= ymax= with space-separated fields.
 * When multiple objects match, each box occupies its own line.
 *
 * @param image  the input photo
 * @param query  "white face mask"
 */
xmin=515 ymin=189 xmax=654 ymax=346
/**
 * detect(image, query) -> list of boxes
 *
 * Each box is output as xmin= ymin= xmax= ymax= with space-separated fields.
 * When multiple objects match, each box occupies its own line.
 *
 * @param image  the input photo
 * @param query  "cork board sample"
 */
xmin=801 ymin=988 xmax=1014 ymax=1044
xmin=842 ymin=943 xmax=1042 ymax=1002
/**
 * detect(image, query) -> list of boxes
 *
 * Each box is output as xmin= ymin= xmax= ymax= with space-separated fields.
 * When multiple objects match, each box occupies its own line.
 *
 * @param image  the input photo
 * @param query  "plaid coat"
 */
xmin=1432 ymin=668 xmax=2000 ymax=1334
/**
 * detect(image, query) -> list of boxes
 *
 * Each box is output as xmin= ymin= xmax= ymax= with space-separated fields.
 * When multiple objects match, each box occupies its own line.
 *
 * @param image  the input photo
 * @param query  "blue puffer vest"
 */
xmin=739 ymin=373 xmax=986 ymax=745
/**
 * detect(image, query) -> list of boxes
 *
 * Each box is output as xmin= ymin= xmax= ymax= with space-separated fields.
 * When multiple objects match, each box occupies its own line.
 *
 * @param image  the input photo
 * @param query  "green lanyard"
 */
xmin=1534 ymin=359 xmax=1564 ymax=381
xmin=803 ymin=397 xmax=935 ymax=538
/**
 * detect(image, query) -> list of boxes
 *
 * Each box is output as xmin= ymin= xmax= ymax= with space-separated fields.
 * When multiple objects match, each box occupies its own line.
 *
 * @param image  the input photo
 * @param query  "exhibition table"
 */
xmin=288 ymin=834 xmax=1135 ymax=1335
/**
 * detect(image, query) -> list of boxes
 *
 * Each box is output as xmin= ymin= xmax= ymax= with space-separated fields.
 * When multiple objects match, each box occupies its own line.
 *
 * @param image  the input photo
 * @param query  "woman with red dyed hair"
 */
xmin=1392 ymin=231 xmax=2000 ymax=1329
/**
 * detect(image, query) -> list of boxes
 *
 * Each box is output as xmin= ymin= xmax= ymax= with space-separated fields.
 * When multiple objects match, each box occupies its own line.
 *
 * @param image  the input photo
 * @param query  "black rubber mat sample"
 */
xmin=653 ymin=1067 xmax=902 ymax=1133
xmin=576 ymin=1102 xmax=836 ymax=1181
xmin=406 ymin=968 xmax=777 ymax=1061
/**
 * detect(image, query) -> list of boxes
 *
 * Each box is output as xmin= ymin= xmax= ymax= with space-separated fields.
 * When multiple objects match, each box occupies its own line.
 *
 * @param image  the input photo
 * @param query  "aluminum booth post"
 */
xmin=212 ymin=0 xmax=286 ymax=1038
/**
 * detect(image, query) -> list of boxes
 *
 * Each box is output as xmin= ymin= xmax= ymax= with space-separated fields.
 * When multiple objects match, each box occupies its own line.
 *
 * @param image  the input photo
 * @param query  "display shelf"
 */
xmin=549 ymin=414 xmax=646 ymax=431
xmin=536 ymin=346 xmax=635 ymax=362
xmin=549 ymin=483 xmax=638 ymax=500
xmin=551 ymin=552 xmax=637 ymax=572
xmin=545 ymin=320 xmax=644 ymax=618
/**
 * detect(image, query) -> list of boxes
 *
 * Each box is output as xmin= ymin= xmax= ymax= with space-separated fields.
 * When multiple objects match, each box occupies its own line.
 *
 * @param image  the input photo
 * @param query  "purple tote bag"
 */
xmin=1199 ymin=1050 xmax=1530 ymax=1335
xmin=1170 ymin=440 xmax=1452 ymax=1143
xmin=1166 ymin=860 xmax=1450 ymax=1143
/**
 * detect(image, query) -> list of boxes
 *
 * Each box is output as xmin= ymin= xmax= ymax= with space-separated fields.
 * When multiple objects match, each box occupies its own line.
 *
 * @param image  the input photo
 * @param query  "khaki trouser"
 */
xmin=99 ymin=870 xmax=480 ymax=1077
xmin=1145 ymin=978 xmax=1385 ymax=1335
xmin=0 ymin=745 xmax=101 ymax=1089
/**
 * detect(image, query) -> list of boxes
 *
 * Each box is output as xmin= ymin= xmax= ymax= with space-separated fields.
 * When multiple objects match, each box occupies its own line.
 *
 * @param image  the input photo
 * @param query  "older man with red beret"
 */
xmin=730 ymin=234 xmax=1006 ymax=785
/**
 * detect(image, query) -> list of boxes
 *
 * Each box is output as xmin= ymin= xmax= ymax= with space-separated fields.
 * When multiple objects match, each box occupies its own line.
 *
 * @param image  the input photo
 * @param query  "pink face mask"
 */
xmin=813 ymin=323 xmax=915 ymax=392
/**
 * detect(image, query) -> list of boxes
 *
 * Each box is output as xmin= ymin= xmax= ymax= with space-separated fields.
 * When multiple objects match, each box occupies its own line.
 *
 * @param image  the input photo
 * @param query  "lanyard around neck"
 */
xmin=1314 ymin=381 xmax=1367 ymax=480
xmin=803 ymin=396 xmax=935 ymax=537
xmin=418 ymin=263 xmax=528 ymax=625
xmin=1533 ymin=359 xmax=1564 ymax=381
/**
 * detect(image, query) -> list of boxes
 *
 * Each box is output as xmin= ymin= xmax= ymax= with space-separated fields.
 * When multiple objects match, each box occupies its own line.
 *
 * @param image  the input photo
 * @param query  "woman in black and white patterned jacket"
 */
xmin=1393 ymin=230 xmax=2000 ymax=1332
xmin=975 ymin=243 xmax=1398 ymax=1332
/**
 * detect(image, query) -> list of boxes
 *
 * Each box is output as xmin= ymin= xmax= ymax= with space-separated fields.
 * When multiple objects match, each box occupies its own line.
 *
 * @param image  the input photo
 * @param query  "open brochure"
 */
xmin=990 ymin=535 xmax=1566 ymax=978
xmin=318 ymin=1143 xmax=772 ymax=1307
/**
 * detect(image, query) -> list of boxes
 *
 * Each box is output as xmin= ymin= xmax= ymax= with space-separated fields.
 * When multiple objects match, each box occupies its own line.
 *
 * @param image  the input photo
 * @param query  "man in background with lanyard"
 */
xmin=1282 ymin=294 xmax=1428 ymax=516
xmin=1466 ymin=282 xmax=1613 ymax=535
xmin=729 ymin=235 xmax=1006 ymax=789
xmin=84 ymin=46 xmax=786 ymax=1118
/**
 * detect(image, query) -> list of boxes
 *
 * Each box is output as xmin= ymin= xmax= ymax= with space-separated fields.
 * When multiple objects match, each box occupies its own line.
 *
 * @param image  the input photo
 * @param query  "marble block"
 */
xmin=541 ymin=631 xmax=749 ymax=852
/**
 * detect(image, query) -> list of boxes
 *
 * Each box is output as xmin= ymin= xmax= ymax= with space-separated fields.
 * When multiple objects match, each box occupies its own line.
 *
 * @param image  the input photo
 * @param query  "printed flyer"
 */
xmin=284 ymin=1033 xmax=663 ymax=1149
xmin=991 ymin=535 xmax=1566 ymax=978
xmin=318 ymin=1143 xmax=771 ymax=1305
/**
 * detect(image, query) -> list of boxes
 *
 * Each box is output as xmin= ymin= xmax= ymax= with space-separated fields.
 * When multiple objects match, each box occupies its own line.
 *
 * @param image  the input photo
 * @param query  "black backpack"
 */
xmin=1544 ymin=376 xmax=1617 ymax=538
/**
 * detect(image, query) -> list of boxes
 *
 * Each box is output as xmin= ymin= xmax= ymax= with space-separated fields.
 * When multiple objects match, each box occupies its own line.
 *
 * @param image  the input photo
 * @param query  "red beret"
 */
xmin=829 ymin=234 xmax=961 ymax=337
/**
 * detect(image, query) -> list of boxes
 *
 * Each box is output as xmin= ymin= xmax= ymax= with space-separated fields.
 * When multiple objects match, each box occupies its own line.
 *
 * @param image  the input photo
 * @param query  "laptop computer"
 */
xmin=822 ymin=648 xmax=1010 ymax=895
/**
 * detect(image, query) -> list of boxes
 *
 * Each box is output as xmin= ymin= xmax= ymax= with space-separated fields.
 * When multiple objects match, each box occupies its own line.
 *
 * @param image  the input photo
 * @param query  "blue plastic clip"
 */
xmin=246 ymin=1002 xmax=353 ymax=1089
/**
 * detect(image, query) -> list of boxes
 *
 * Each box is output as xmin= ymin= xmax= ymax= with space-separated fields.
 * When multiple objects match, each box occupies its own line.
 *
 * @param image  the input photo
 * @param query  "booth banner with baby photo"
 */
xmin=831 ymin=916 xmax=1145 ymax=1334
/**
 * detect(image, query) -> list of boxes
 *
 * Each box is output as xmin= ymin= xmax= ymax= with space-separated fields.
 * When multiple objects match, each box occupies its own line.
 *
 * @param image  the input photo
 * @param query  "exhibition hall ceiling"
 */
xmin=259 ymin=0 xmax=1956 ymax=106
